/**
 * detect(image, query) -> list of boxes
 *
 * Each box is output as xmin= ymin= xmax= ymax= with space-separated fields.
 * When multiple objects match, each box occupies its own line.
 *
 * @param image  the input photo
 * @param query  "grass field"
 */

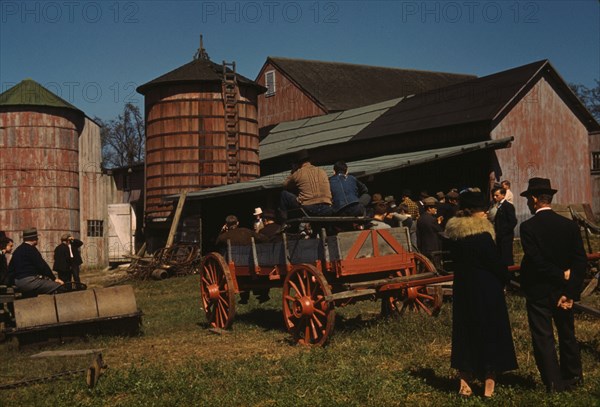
xmin=1 ymin=271 xmax=600 ymax=406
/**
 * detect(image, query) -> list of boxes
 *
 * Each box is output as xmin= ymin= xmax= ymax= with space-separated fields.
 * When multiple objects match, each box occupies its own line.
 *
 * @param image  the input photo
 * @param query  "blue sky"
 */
xmin=1 ymin=0 xmax=598 ymax=121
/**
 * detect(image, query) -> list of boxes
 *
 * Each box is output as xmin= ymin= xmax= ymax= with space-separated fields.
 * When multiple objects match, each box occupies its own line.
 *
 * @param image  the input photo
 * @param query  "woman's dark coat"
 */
xmin=445 ymin=216 xmax=518 ymax=376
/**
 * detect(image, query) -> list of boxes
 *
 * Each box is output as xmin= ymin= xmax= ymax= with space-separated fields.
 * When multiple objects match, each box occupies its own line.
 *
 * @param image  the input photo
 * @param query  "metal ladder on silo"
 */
xmin=222 ymin=61 xmax=240 ymax=184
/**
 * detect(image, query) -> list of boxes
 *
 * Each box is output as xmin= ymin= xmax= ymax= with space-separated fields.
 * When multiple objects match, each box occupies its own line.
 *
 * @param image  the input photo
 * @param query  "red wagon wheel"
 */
xmin=383 ymin=252 xmax=443 ymax=317
xmin=282 ymin=264 xmax=335 ymax=346
xmin=199 ymin=253 xmax=236 ymax=329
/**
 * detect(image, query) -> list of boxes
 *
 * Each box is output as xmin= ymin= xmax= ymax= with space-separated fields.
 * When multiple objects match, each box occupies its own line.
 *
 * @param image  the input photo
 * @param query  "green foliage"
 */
xmin=2 ymin=275 xmax=599 ymax=406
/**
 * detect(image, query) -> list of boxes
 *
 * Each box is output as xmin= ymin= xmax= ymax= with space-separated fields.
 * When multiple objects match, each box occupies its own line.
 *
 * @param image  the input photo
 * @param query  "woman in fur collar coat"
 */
xmin=445 ymin=191 xmax=517 ymax=398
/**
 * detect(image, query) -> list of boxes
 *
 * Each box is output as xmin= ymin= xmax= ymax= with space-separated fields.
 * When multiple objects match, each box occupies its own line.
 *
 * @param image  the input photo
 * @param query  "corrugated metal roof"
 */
xmin=260 ymin=97 xmax=402 ymax=160
xmin=266 ymin=57 xmax=476 ymax=112
xmin=174 ymin=137 xmax=513 ymax=201
xmin=0 ymin=79 xmax=84 ymax=114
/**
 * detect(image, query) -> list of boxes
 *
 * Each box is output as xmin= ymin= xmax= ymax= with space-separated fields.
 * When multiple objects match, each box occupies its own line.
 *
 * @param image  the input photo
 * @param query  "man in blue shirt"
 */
xmin=329 ymin=161 xmax=370 ymax=216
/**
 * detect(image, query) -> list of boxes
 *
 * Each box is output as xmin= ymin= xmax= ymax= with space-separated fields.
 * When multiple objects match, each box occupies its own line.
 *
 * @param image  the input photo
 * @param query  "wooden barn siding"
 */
xmin=257 ymin=62 xmax=327 ymax=129
xmin=0 ymin=108 xmax=81 ymax=262
xmin=590 ymin=133 xmax=600 ymax=217
xmin=144 ymin=84 xmax=260 ymax=220
xmin=79 ymin=118 xmax=109 ymax=266
xmin=491 ymin=77 xmax=592 ymax=224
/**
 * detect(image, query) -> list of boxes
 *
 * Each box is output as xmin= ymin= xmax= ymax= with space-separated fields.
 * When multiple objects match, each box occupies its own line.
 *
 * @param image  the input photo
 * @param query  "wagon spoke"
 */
xmin=309 ymin=318 xmax=319 ymax=340
xmin=304 ymin=319 xmax=311 ymax=342
xmin=297 ymin=271 xmax=307 ymax=295
xmin=288 ymin=280 xmax=301 ymax=297
xmin=312 ymin=313 xmax=324 ymax=328
xmin=313 ymin=307 xmax=326 ymax=317
xmin=415 ymin=298 xmax=433 ymax=316
xmin=284 ymin=294 xmax=297 ymax=302
xmin=206 ymin=262 xmax=216 ymax=282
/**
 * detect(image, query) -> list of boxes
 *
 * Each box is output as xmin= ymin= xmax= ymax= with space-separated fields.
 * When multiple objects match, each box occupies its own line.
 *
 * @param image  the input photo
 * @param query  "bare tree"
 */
xmin=96 ymin=103 xmax=145 ymax=168
xmin=570 ymin=80 xmax=600 ymax=121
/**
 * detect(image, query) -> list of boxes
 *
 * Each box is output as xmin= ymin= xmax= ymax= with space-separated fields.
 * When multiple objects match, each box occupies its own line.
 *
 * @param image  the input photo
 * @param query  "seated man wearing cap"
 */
xmin=279 ymin=150 xmax=333 ymax=221
xmin=8 ymin=227 xmax=66 ymax=296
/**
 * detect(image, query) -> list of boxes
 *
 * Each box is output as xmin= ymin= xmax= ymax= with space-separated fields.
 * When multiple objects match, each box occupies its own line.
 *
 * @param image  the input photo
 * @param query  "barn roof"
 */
xmin=354 ymin=59 xmax=600 ymax=141
xmin=262 ymin=57 xmax=476 ymax=111
xmin=137 ymin=57 xmax=266 ymax=94
xmin=172 ymin=137 xmax=512 ymax=201
xmin=0 ymin=79 xmax=84 ymax=114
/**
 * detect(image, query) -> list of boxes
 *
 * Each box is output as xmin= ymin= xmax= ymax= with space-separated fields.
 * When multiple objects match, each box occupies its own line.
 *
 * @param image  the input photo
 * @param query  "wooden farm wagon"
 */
xmin=199 ymin=225 xmax=453 ymax=346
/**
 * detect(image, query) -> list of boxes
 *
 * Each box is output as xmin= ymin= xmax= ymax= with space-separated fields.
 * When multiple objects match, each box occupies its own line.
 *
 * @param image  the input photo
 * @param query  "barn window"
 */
xmin=592 ymin=152 xmax=600 ymax=173
xmin=87 ymin=220 xmax=104 ymax=237
xmin=265 ymin=70 xmax=276 ymax=97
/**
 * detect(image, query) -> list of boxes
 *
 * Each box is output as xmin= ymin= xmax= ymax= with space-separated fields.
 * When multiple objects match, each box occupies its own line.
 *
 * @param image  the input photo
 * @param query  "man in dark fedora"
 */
xmin=8 ymin=227 xmax=65 ymax=295
xmin=53 ymin=233 xmax=84 ymax=288
xmin=279 ymin=149 xmax=332 ymax=221
xmin=519 ymin=177 xmax=587 ymax=392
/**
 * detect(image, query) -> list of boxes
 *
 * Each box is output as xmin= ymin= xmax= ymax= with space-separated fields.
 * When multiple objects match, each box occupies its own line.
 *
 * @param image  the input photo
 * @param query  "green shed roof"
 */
xmin=171 ymin=137 xmax=513 ymax=201
xmin=260 ymin=97 xmax=402 ymax=161
xmin=0 ymin=79 xmax=84 ymax=114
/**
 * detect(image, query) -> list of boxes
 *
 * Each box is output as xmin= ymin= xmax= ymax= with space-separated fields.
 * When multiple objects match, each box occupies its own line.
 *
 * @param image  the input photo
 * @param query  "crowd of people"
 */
xmin=0 ymin=228 xmax=84 ymax=297
xmin=215 ymin=159 xmax=585 ymax=397
xmin=2 ymin=148 xmax=585 ymax=398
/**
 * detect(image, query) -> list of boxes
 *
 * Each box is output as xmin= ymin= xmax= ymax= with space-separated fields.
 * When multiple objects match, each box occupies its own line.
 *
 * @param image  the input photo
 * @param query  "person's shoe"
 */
xmin=458 ymin=382 xmax=472 ymax=397
xmin=484 ymin=376 xmax=495 ymax=398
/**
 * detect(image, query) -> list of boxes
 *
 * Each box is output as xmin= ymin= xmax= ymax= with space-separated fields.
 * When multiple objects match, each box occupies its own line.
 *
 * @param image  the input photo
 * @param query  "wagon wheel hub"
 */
xmin=207 ymin=284 xmax=221 ymax=301
xmin=292 ymin=296 xmax=315 ymax=318
xmin=406 ymin=286 xmax=421 ymax=301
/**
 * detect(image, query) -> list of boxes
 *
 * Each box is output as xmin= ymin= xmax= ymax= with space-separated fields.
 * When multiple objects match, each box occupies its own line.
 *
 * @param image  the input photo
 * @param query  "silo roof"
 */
xmin=137 ymin=58 xmax=267 ymax=95
xmin=0 ymin=79 xmax=84 ymax=114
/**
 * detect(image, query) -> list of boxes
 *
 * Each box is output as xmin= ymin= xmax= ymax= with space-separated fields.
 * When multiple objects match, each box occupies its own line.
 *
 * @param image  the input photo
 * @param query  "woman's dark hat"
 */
xmin=262 ymin=209 xmax=276 ymax=220
xmin=459 ymin=191 xmax=488 ymax=211
xmin=23 ymin=227 xmax=39 ymax=241
xmin=520 ymin=177 xmax=557 ymax=197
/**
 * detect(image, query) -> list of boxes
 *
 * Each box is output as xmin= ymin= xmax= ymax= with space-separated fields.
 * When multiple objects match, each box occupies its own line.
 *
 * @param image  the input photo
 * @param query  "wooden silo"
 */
xmin=137 ymin=51 xmax=266 ymax=245
xmin=0 ymin=79 xmax=85 ymax=261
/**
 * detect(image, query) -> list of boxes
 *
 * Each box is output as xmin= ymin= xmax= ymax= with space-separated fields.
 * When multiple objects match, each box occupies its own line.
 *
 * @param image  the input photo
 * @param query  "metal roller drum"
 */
xmin=14 ymin=295 xmax=58 ymax=328
xmin=13 ymin=285 xmax=138 ymax=329
xmin=94 ymin=285 xmax=138 ymax=318
xmin=55 ymin=290 xmax=99 ymax=323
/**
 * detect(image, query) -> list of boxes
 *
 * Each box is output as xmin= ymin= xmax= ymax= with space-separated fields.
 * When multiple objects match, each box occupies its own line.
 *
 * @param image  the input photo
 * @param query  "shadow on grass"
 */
xmin=235 ymin=308 xmax=286 ymax=332
xmin=408 ymin=368 xmax=455 ymax=393
xmin=333 ymin=313 xmax=380 ymax=334
xmin=408 ymin=368 xmax=538 ymax=393
xmin=580 ymin=339 xmax=600 ymax=361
